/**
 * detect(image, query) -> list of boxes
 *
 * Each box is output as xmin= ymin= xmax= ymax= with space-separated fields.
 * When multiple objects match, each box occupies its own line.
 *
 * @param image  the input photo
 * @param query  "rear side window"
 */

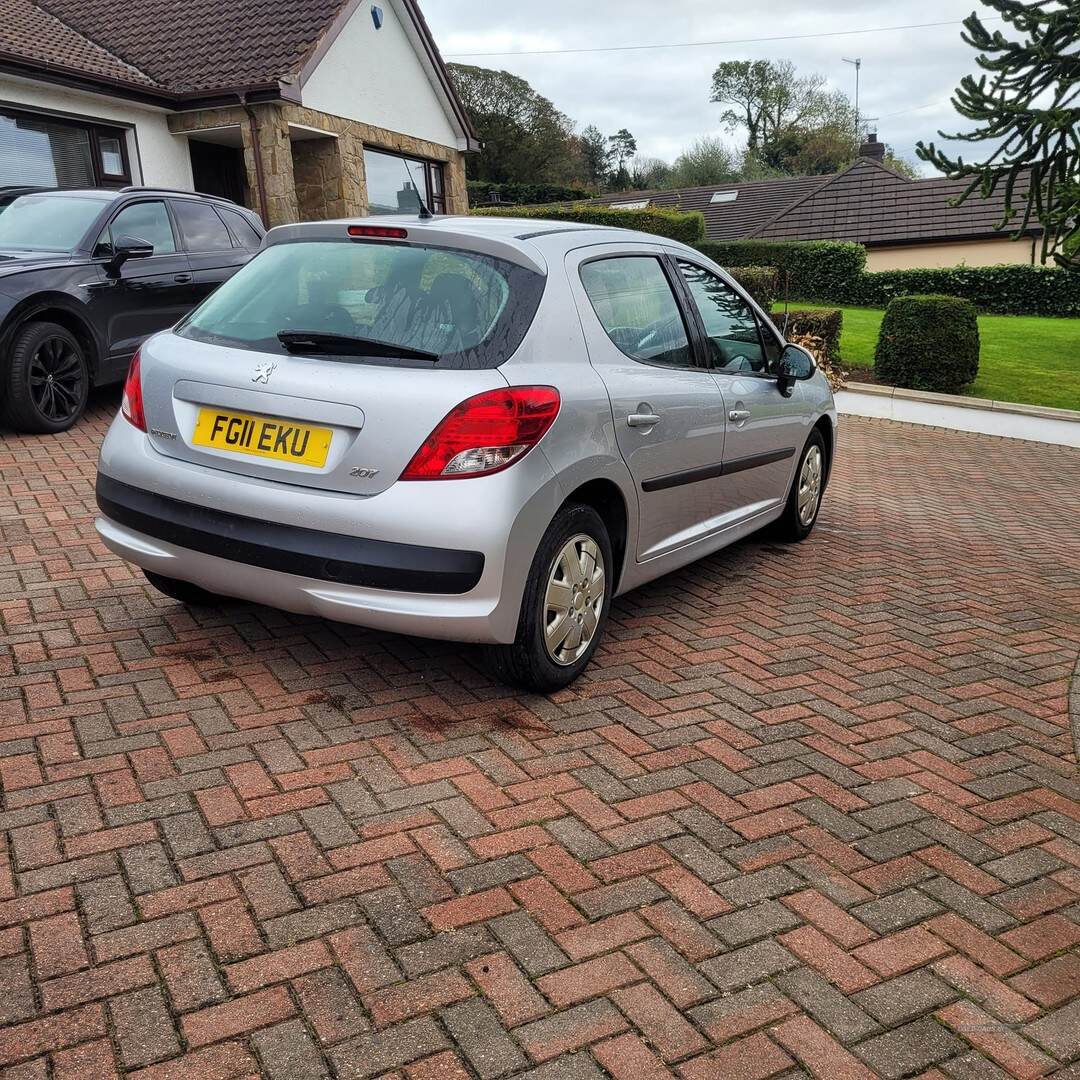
xmin=172 ymin=199 xmax=233 ymax=252
xmin=104 ymin=200 xmax=175 ymax=254
xmin=580 ymin=256 xmax=693 ymax=368
xmin=220 ymin=208 xmax=262 ymax=250
xmin=176 ymin=239 xmax=545 ymax=370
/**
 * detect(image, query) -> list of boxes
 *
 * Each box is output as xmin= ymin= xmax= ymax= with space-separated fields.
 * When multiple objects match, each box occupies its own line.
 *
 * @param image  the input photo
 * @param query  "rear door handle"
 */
xmin=173 ymin=274 xmax=193 ymax=284
xmin=627 ymin=413 xmax=661 ymax=428
xmin=728 ymin=409 xmax=751 ymax=423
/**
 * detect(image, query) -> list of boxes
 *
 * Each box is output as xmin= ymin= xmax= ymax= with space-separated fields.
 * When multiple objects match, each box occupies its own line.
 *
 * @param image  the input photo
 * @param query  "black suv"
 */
xmin=0 ymin=187 xmax=264 ymax=433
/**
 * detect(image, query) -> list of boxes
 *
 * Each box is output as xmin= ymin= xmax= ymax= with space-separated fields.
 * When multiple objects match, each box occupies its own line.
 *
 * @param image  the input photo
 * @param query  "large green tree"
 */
xmin=916 ymin=0 xmax=1080 ymax=267
xmin=669 ymin=137 xmax=742 ymax=187
xmin=578 ymin=124 xmax=612 ymax=188
xmin=448 ymin=63 xmax=577 ymax=184
xmin=710 ymin=59 xmax=841 ymax=156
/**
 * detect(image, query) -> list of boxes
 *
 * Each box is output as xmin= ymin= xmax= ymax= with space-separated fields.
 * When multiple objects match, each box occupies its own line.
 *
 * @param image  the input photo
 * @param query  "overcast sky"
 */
xmin=422 ymin=0 xmax=995 ymax=177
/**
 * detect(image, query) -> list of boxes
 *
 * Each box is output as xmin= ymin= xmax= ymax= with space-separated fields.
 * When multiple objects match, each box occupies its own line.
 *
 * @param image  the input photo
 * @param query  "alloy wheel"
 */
xmin=28 ymin=336 xmax=84 ymax=424
xmin=543 ymin=533 xmax=606 ymax=666
xmin=797 ymin=444 xmax=823 ymax=526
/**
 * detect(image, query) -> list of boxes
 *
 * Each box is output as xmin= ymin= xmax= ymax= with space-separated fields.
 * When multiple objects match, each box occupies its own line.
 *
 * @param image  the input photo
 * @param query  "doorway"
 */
xmin=189 ymin=137 xmax=248 ymax=207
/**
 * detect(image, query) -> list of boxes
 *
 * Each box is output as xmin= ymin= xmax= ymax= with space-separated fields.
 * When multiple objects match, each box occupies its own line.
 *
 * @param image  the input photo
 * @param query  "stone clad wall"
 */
xmin=168 ymin=102 xmax=468 ymax=227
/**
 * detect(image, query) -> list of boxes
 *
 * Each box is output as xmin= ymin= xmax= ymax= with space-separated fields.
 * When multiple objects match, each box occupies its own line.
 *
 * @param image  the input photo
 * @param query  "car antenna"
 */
xmin=402 ymin=159 xmax=433 ymax=219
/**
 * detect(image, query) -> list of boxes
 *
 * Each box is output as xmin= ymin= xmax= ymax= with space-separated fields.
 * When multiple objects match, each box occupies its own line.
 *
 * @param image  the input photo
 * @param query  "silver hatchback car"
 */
xmin=95 ymin=215 xmax=836 ymax=690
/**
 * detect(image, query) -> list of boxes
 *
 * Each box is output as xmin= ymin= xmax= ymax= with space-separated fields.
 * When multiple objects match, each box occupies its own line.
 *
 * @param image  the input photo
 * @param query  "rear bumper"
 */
xmin=96 ymin=474 xmax=484 ymax=595
xmin=94 ymin=413 xmax=565 ymax=644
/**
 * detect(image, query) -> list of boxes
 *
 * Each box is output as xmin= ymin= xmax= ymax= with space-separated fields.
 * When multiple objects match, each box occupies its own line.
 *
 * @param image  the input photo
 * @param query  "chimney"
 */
xmin=859 ymin=133 xmax=885 ymax=160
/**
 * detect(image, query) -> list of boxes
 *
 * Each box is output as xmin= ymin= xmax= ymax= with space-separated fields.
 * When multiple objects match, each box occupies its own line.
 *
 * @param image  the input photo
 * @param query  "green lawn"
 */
xmin=785 ymin=303 xmax=1080 ymax=411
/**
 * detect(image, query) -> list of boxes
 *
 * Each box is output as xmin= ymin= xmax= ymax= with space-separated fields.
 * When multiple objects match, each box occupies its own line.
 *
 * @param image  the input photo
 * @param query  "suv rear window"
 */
xmin=176 ymin=239 xmax=544 ymax=369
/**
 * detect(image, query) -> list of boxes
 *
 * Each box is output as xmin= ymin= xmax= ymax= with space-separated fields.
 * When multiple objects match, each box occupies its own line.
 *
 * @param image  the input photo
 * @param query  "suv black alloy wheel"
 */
xmin=1 ymin=321 xmax=89 ymax=433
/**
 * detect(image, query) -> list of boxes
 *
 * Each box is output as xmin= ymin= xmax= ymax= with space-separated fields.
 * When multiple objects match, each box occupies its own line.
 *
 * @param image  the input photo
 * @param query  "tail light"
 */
xmin=121 ymin=350 xmax=146 ymax=431
xmin=401 ymin=386 xmax=560 ymax=480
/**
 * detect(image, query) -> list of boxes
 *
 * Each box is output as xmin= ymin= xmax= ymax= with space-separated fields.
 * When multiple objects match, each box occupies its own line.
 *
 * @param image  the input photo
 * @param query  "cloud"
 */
xmin=426 ymin=0 xmax=995 ymax=175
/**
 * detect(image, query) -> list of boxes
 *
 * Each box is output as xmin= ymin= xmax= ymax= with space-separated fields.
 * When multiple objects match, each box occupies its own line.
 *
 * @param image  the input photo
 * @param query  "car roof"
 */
xmin=9 ymin=187 xmax=248 ymax=208
xmin=267 ymin=214 xmax=698 ymax=274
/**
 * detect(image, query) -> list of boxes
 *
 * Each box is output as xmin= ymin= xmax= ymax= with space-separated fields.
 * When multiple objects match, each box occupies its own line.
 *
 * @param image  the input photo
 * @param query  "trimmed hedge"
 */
xmin=770 ymin=308 xmax=843 ymax=364
xmin=727 ymin=267 xmax=778 ymax=311
xmin=467 ymin=180 xmax=593 ymax=206
xmin=471 ymin=204 xmax=706 ymax=245
xmin=850 ymin=264 xmax=1080 ymax=318
xmin=700 ymin=238 xmax=1080 ymax=317
xmin=698 ymin=240 xmax=865 ymax=302
xmin=874 ymin=295 xmax=980 ymax=393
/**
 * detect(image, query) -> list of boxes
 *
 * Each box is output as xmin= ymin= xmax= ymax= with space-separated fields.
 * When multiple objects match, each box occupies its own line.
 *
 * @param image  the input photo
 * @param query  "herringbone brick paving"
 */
xmin=1 ymin=398 xmax=1078 ymax=1079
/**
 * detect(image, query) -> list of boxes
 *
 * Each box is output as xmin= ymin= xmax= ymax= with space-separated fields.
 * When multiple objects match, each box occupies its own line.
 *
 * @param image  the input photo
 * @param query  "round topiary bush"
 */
xmin=873 ymin=294 xmax=980 ymax=394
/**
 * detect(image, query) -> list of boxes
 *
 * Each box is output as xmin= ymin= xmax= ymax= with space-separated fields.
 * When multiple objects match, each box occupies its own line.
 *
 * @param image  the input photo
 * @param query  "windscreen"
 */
xmin=0 ymin=194 xmax=109 ymax=251
xmin=177 ymin=239 xmax=545 ymax=370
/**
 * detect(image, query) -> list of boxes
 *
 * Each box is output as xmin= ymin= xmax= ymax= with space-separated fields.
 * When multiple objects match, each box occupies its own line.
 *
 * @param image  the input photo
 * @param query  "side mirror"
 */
xmin=777 ymin=343 xmax=815 ymax=397
xmin=107 ymin=234 xmax=154 ymax=274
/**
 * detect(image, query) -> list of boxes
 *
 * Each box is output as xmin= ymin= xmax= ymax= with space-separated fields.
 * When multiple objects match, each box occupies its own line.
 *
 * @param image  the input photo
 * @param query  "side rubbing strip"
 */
xmin=642 ymin=446 xmax=795 ymax=493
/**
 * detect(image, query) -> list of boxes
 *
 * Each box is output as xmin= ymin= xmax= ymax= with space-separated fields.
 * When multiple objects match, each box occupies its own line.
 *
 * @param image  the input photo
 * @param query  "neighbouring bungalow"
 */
xmin=596 ymin=135 xmax=1041 ymax=271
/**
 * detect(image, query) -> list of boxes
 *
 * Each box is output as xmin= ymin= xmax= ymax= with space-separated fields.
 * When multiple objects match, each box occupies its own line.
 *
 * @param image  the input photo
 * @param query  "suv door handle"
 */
xmin=728 ymin=409 xmax=751 ymax=423
xmin=627 ymin=413 xmax=661 ymax=428
xmin=173 ymin=274 xmax=193 ymax=283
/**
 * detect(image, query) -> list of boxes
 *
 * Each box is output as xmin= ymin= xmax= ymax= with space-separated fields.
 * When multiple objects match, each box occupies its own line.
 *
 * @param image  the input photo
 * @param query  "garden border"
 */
xmin=836 ymin=382 xmax=1080 ymax=448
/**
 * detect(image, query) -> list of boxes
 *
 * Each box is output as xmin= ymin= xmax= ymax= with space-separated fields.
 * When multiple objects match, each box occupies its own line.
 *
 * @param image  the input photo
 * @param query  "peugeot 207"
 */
xmin=94 ymin=216 xmax=836 ymax=691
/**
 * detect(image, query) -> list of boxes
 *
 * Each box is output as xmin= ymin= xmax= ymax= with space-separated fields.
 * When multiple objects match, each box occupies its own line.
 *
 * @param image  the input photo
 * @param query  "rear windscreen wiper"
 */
xmin=277 ymin=330 xmax=439 ymax=363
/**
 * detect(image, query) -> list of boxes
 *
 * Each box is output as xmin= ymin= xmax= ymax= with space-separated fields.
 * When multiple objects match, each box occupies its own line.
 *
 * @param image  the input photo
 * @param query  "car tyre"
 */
xmin=144 ymin=570 xmax=223 ymax=607
xmin=773 ymin=427 xmax=827 ymax=542
xmin=484 ymin=503 xmax=612 ymax=693
xmin=1 ymin=321 xmax=90 ymax=433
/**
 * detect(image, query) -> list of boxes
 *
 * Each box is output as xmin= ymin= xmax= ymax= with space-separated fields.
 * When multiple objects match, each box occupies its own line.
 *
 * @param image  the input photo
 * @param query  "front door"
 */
xmin=675 ymin=258 xmax=815 ymax=522
xmin=569 ymin=246 xmax=730 ymax=561
xmin=86 ymin=198 xmax=194 ymax=382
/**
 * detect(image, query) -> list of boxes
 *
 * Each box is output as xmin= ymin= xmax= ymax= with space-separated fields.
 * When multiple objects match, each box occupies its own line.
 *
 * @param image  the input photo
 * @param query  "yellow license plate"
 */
xmin=192 ymin=408 xmax=332 ymax=468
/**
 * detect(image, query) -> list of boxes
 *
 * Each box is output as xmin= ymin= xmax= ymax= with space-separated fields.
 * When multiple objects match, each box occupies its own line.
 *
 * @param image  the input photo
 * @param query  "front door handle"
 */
xmin=627 ymin=413 xmax=662 ymax=428
xmin=173 ymin=274 xmax=193 ymax=284
xmin=728 ymin=409 xmax=751 ymax=423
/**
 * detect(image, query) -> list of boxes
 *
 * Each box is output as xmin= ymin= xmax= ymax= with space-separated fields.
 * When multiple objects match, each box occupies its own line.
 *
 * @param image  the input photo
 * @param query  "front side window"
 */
xmin=0 ymin=194 xmax=110 ymax=251
xmin=580 ymin=256 xmax=693 ymax=368
xmin=171 ymin=200 xmax=232 ymax=252
xmin=678 ymin=261 xmax=772 ymax=374
xmin=176 ymin=239 xmax=545 ymax=370
xmin=103 ymin=201 xmax=176 ymax=255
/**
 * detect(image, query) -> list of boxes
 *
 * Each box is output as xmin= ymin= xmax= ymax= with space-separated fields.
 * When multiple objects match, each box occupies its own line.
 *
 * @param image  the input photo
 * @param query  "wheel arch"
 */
xmin=560 ymin=477 xmax=630 ymax=594
xmin=0 ymin=294 xmax=103 ymax=380
xmin=812 ymin=413 xmax=835 ymax=486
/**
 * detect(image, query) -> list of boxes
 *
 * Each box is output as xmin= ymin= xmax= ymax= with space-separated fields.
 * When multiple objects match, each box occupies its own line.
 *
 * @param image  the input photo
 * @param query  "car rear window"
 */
xmin=176 ymin=239 xmax=545 ymax=370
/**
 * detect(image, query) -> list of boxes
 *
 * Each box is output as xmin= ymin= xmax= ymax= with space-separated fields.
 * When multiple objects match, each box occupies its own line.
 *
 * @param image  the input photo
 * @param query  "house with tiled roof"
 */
xmin=595 ymin=136 xmax=1041 ymax=271
xmin=0 ymin=0 xmax=479 ymax=224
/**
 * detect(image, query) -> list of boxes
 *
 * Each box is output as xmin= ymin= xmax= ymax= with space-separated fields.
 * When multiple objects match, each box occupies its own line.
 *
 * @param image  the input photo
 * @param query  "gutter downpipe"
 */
xmin=240 ymin=93 xmax=270 ymax=227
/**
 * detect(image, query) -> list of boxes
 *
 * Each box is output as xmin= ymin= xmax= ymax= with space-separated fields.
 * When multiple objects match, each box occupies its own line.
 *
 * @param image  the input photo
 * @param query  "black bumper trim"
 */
xmin=95 ymin=474 xmax=485 ymax=595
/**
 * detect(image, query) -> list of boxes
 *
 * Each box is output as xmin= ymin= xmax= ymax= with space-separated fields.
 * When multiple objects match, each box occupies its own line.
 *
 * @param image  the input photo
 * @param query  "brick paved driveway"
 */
xmin=1 ymin=401 xmax=1079 ymax=1080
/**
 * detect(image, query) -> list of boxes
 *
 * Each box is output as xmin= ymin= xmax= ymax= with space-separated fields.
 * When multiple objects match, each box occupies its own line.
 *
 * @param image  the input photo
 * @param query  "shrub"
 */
xmin=849 ymin=263 xmax=1080 ymax=317
xmin=471 ymin=204 xmax=706 ymax=245
xmin=770 ymin=308 xmax=843 ymax=365
xmin=874 ymin=295 xmax=980 ymax=393
xmin=698 ymin=240 xmax=865 ymax=300
xmin=726 ymin=266 xmax=778 ymax=310
xmin=467 ymin=180 xmax=593 ymax=206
